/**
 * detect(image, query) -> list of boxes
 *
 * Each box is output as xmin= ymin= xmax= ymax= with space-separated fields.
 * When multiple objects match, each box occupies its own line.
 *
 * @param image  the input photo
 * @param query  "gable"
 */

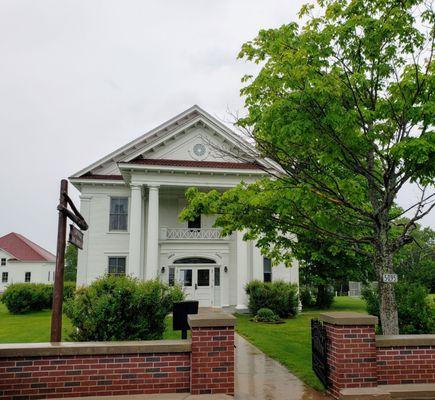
xmin=71 ymin=105 xmax=261 ymax=178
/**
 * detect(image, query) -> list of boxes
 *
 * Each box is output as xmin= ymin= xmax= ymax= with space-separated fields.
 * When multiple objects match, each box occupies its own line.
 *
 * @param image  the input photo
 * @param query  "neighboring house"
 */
xmin=0 ymin=232 xmax=56 ymax=292
xmin=70 ymin=105 xmax=299 ymax=309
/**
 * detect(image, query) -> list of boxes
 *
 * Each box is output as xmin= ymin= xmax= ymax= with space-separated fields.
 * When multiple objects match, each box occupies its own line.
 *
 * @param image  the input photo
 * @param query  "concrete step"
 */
xmin=340 ymin=384 xmax=435 ymax=400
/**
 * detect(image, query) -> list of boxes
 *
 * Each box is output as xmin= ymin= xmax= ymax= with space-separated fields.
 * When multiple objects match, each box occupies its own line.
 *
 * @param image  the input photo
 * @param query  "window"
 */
xmin=25 ymin=272 xmax=31 ymax=282
xmin=168 ymin=267 xmax=175 ymax=286
xmin=179 ymin=269 xmax=192 ymax=286
xmin=109 ymin=197 xmax=128 ymax=231
xmin=1 ymin=258 xmax=6 ymax=266
xmin=214 ymin=267 xmax=220 ymax=286
xmin=197 ymin=269 xmax=210 ymax=286
xmin=2 ymin=272 xmax=8 ymax=283
xmin=188 ymin=215 xmax=201 ymax=229
xmin=263 ymin=258 xmax=272 ymax=282
xmin=108 ymin=257 xmax=126 ymax=276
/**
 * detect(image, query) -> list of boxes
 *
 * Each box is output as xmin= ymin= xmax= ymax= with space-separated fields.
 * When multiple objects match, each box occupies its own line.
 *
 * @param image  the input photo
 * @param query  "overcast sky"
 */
xmin=0 ymin=0 xmax=433 ymax=253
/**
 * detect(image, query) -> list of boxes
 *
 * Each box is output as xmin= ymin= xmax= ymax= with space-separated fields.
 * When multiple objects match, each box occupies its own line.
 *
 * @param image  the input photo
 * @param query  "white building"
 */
xmin=70 ymin=106 xmax=299 ymax=308
xmin=0 ymin=232 xmax=56 ymax=292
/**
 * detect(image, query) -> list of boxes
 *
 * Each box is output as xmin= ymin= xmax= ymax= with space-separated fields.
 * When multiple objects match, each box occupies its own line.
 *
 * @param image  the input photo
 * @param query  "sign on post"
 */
xmin=68 ymin=225 xmax=84 ymax=250
xmin=51 ymin=179 xmax=88 ymax=343
xmin=383 ymin=273 xmax=398 ymax=283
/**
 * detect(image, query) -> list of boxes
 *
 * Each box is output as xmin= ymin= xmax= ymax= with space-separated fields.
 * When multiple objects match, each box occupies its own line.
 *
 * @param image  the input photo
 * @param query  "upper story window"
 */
xmin=1 ymin=258 xmax=6 ymax=266
xmin=263 ymin=257 xmax=272 ymax=283
xmin=108 ymin=257 xmax=126 ymax=276
xmin=109 ymin=197 xmax=128 ymax=231
xmin=25 ymin=272 xmax=31 ymax=282
xmin=188 ymin=215 xmax=201 ymax=229
xmin=2 ymin=272 xmax=8 ymax=283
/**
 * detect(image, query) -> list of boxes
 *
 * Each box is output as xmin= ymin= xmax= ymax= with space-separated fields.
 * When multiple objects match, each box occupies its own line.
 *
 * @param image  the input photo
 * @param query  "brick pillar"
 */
xmin=188 ymin=310 xmax=235 ymax=395
xmin=319 ymin=312 xmax=378 ymax=399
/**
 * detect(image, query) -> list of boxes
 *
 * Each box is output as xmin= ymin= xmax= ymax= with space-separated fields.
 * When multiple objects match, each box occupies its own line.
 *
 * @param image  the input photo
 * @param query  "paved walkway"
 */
xmin=235 ymin=335 xmax=328 ymax=400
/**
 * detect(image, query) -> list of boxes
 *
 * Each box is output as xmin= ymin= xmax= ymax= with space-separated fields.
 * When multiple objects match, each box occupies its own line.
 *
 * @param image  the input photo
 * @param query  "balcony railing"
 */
xmin=160 ymin=227 xmax=227 ymax=240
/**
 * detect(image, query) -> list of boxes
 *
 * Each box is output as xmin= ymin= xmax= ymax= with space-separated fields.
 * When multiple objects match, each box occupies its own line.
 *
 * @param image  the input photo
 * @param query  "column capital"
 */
xmin=147 ymin=184 xmax=160 ymax=190
xmin=130 ymin=183 xmax=143 ymax=189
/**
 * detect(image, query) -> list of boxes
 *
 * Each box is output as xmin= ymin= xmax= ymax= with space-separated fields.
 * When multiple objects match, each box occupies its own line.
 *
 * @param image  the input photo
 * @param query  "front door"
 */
xmin=176 ymin=267 xmax=213 ymax=307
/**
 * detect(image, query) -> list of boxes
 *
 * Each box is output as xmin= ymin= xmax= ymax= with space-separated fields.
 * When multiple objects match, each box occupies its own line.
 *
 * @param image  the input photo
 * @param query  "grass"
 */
xmin=0 ymin=303 xmax=179 ymax=343
xmin=235 ymin=296 xmax=367 ymax=391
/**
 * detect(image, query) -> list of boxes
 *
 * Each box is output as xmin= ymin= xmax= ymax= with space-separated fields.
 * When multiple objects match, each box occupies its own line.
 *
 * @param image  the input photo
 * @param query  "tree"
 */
xmin=296 ymin=231 xmax=373 ymax=306
xmin=64 ymin=244 xmax=78 ymax=282
xmin=395 ymin=224 xmax=435 ymax=292
xmin=181 ymin=0 xmax=434 ymax=333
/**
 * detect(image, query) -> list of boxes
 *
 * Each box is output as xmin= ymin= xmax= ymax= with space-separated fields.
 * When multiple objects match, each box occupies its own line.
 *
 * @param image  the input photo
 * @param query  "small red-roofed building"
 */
xmin=0 ymin=232 xmax=55 ymax=292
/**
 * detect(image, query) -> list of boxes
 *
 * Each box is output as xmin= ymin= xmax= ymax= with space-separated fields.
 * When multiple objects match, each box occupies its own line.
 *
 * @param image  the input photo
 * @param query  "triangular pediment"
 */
xmin=71 ymin=105 xmax=262 ymax=178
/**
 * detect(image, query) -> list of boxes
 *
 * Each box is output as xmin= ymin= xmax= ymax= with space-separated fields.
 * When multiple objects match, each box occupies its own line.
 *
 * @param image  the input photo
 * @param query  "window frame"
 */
xmin=188 ymin=215 xmax=201 ymax=229
xmin=1 ymin=258 xmax=6 ymax=266
xmin=25 ymin=272 xmax=31 ymax=283
xmin=263 ymin=257 xmax=272 ymax=283
xmin=107 ymin=256 xmax=127 ymax=277
xmin=1 ymin=272 xmax=8 ymax=283
xmin=109 ymin=197 xmax=129 ymax=232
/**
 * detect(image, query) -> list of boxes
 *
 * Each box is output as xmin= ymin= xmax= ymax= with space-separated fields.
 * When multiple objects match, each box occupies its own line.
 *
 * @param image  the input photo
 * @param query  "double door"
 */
xmin=176 ymin=266 xmax=214 ymax=307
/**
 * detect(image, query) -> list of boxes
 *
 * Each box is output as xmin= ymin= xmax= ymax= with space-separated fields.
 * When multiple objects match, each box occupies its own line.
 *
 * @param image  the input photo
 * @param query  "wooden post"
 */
xmin=50 ymin=179 xmax=68 ymax=342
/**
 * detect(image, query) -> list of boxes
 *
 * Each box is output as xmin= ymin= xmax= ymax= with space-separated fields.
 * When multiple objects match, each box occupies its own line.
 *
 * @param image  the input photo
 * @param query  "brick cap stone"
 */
xmin=188 ymin=308 xmax=236 ymax=328
xmin=376 ymin=334 xmax=435 ymax=347
xmin=319 ymin=312 xmax=378 ymax=326
xmin=0 ymin=339 xmax=191 ymax=357
xmin=340 ymin=387 xmax=390 ymax=399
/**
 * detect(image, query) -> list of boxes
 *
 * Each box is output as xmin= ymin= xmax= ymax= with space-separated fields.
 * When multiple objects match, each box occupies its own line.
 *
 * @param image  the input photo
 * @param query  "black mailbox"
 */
xmin=173 ymin=300 xmax=199 ymax=339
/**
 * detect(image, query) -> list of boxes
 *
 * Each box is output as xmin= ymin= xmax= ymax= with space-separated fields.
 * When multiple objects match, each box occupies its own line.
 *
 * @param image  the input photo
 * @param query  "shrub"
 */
xmin=64 ymin=275 xmax=184 ymax=341
xmin=254 ymin=307 xmax=280 ymax=323
xmin=1 ymin=283 xmax=48 ymax=313
xmin=245 ymin=280 xmax=299 ymax=317
xmin=1 ymin=282 xmax=76 ymax=313
xmin=299 ymin=285 xmax=315 ymax=308
xmin=362 ymin=282 xmax=435 ymax=334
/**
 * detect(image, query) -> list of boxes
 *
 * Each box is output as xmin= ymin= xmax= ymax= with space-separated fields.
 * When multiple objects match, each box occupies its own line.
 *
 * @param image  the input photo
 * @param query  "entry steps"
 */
xmin=340 ymin=383 xmax=435 ymax=399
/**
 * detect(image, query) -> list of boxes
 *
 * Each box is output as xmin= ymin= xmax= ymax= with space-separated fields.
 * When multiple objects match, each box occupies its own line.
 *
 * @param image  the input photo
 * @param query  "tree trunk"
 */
xmin=374 ymin=240 xmax=399 ymax=335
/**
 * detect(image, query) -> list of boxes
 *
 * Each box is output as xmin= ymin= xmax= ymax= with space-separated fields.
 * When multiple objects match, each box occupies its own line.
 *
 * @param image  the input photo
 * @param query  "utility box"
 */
xmin=173 ymin=300 xmax=199 ymax=339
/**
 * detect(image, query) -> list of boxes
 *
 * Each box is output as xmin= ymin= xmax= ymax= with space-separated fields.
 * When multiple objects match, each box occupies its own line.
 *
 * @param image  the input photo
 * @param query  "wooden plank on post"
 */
xmin=68 ymin=224 xmax=83 ymax=250
xmin=50 ymin=179 xmax=68 ymax=343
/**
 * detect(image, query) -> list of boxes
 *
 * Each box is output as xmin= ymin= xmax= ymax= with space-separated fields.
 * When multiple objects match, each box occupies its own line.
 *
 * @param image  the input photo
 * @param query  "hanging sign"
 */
xmin=382 ymin=273 xmax=398 ymax=283
xmin=68 ymin=224 xmax=84 ymax=250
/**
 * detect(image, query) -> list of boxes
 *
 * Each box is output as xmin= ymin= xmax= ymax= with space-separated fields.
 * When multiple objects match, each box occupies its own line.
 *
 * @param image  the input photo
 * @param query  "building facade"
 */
xmin=0 ymin=232 xmax=56 ymax=292
xmin=70 ymin=106 xmax=299 ymax=308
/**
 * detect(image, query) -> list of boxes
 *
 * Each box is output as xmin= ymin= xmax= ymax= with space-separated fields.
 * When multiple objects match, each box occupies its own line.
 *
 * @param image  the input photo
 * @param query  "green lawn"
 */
xmin=0 ymin=303 xmax=179 ymax=343
xmin=235 ymin=296 xmax=367 ymax=391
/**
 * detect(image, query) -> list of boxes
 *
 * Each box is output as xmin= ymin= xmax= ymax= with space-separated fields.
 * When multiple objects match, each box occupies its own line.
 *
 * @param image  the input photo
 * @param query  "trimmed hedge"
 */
xmin=64 ymin=275 xmax=184 ymax=341
xmin=245 ymin=280 xmax=299 ymax=317
xmin=362 ymin=282 xmax=435 ymax=334
xmin=1 ymin=282 xmax=76 ymax=314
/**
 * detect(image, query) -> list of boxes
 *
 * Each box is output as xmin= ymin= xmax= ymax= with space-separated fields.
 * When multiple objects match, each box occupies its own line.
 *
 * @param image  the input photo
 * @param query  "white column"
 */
xmin=77 ymin=195 xmax=92 ymax=286
xmin=236 ymin=230 xmax=249 ymax=310
xmin=145 ymin=185 xmax=159 ymax=280
xmin=252 ymin=242 xmax=263 ymax=281
xmin=128 ymin=184 xmax=143 ymax=278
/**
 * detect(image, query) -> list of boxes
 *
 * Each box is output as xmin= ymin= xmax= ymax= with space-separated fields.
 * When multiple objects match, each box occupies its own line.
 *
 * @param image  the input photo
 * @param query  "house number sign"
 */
xmin=382 ymin=273 xmax=398 ymax=283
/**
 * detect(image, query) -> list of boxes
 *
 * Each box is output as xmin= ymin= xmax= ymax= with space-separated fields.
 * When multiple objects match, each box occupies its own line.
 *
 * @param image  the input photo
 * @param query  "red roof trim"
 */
xmin=76 ymin=174 xmax=124 ymax=180
xmin=0 ymin=233 xmax=55 ymax=262
xmin=127 ymin=158 xmax=263 ymax=170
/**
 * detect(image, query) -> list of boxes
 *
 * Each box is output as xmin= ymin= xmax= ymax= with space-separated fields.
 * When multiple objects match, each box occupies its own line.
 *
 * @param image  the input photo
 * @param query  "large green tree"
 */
xmin=182 ymin=0 xmax=434 ymax=334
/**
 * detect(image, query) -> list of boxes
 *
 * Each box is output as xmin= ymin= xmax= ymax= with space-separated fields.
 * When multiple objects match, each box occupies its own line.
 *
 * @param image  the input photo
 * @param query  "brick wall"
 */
xmin=319 ymin=312 xmax=435 ymax=399
xmin=377 ymin=345 xmax=435 ymax=385
xmin=324 ymin=323 xmax=377 ymax=399
xmin=0 ymin=352 xmax=190 ymax=399
xmin=190 ymin=326 xmax=235 ymax=395
xmin=0 ymin=309 xmax=236 ymax=399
